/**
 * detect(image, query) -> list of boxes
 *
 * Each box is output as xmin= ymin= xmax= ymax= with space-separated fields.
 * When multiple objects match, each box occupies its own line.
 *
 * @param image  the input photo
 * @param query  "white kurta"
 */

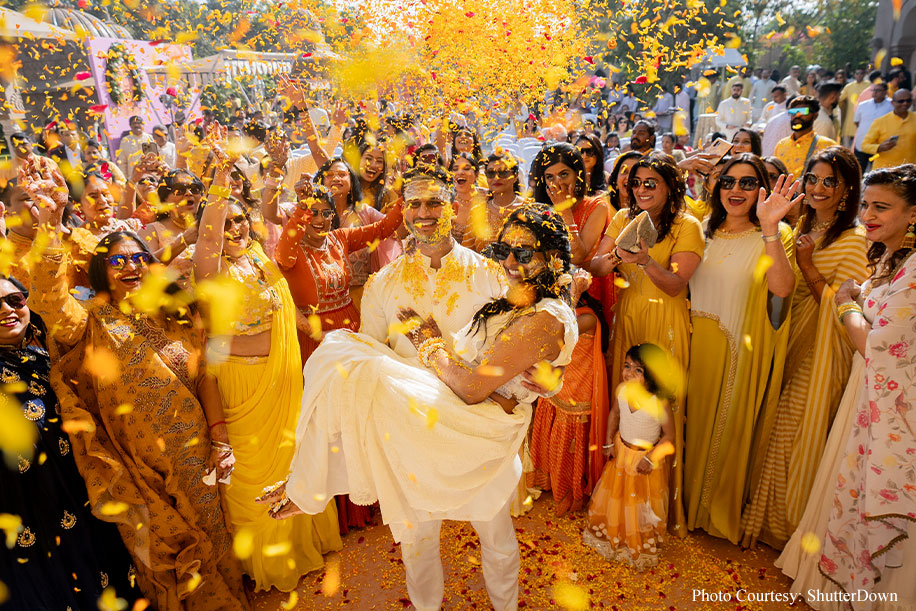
xmin=715 ymin=97 xmax=753 ymax=140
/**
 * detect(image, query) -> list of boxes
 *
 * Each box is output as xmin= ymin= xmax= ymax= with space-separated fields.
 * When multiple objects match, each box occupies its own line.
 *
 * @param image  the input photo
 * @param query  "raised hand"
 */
xmin=265 ymin=129 xmax=289 ymax=173
xmin=277 ymin=73 xmax=308 ymax=109
xmin=756 ymin=174 xmax=805 ymax=231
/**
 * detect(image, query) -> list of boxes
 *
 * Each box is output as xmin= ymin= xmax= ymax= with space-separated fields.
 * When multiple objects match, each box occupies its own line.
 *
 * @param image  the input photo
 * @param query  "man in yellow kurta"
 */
xmin=839 ymin=68 xmax=869 ymax=147
xmin=774 ymin=96 xmax=837 ymax=177
xmin=861 ymin=88 xmax=915 ymax=169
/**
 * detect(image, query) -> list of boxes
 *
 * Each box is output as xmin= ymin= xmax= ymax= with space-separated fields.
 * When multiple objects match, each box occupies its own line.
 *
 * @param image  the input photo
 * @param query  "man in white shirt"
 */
xmin=853 ymin=82 xmax=893 ymax=170
xmin=715 ymin=83 xmax=752 ymax=140
xmin=757 ymin=85 xmax=788 ymax=129
xmin=652 ymin=85 xmax=675 ymax=132
xmin=675 ymin=83 xmax=692 ymax=129
xmin=116 ymin=115 xmax=153 ymax=177
xmin=813 ymin=82 xmax=843 ymax=140
xmin=761 ymin=108 xmax=792 ymax=156
xmin=151 ymin=125 xmax=177 ymax=168
xmin=750 ymin=69 xmax=777 ymax=121
xmin=781 ymin=65 xmax=802 ymax=96
xmin=359 ymin=166 xmax=522 ymax=611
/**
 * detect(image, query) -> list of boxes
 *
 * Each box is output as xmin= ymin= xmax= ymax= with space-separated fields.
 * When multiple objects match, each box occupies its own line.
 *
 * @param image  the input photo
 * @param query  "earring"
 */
xmin=837 ymin=195 xmax=846 ymax=212
xmin=902 ymin=222 xmax=916 ymax=250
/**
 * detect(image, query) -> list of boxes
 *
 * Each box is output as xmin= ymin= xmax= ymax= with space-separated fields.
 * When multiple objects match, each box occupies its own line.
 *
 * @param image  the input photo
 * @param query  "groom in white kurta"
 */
xmin=358 ymin=170 xmax=520 ymax=611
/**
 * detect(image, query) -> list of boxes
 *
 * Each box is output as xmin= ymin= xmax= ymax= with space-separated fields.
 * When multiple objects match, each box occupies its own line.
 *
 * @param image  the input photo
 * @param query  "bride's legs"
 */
xmin=400 ymin=520 xmax=445 ymax=610
xmin=471 ymin=498 xmax=519 ymax=611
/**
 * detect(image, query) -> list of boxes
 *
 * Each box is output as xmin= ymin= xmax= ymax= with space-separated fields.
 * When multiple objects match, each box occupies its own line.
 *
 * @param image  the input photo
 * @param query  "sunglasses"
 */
xmin=224 ymin=214 xmax=248 ymax=230
xmin=405 ymin=199 xmax=446 ymax=210
xmin=107 ymin=252 xmax=153 ymax=270
xmin=629 ymin=178 xmax=660 ymax=190
xmin=306 ymin=208 xmax=335 ymax=219
xmin=787 ymin=107 xmax=812 ymax=117
xmin=485 ymin=168 xmax=515 ymax=179
xmin=719 ymin=175 xmax=760 ymax=191
xmin=490 ymin=241 xmax=536 ymax=264
xmin=0 ymin=291 xmax=28 ymax=309
xmin=171 ymin=184 xmax=203 ymax=197
xmin=893 ymin=98 xmax=913 ymax=104
xmin=577 ymin=147 xmax=597 ymax=158
xmin=803 ymin=173 xmax=840 ymax=188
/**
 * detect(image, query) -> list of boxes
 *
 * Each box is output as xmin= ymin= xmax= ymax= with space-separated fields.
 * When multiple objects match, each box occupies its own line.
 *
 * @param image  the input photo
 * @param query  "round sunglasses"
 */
xmin=107 ymin=252 xmax=153 ymax=270
xmin=803 ymin=174 xmax=840 ymax=188
xmin=629 ymin=178 xmax=660 ymax=191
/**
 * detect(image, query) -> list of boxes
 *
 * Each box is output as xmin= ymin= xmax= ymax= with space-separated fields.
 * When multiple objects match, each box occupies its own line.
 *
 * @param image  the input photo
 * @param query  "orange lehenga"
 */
xmin=276 ymin=202 xmax=403 ymax=534
xmin=529 ymin=196 xmax=612 ymax=515
xmin=584 ymin=389 xmax=670 ymax=571
xmin=30 ymin=253 xmax=248 ymax=611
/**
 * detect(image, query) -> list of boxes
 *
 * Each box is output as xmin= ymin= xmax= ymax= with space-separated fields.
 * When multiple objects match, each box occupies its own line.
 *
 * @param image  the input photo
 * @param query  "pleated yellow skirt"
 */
xmin=212 ymin=353 xmax=342 ymax=593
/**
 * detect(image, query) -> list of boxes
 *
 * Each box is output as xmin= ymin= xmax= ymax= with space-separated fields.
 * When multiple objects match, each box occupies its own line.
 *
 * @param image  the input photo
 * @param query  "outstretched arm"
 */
xmin=399 ymin=307 xmax=565 ymax=409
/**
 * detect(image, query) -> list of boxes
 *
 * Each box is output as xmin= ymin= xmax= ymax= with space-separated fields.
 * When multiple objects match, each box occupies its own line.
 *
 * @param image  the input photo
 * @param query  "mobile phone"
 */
xmin=141 ymin=141 xmax=159 ymax=155
xmin=705 ymin=137 xmax=734 ymax=164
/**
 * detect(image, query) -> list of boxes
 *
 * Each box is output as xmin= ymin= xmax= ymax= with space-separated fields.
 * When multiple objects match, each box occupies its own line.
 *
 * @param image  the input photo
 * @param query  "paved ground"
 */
xmin=251 ymin=495 xmax=805 ymax=610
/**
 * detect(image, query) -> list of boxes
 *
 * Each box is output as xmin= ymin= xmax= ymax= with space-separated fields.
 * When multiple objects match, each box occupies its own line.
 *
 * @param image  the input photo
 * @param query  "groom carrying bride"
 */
xmin=259 ymin=164 xmax=581 ymax=611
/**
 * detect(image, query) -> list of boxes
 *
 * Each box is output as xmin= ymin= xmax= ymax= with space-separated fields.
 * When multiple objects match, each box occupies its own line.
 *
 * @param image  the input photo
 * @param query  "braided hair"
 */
xmin=469 ymin=203 xmax=572 ymax=337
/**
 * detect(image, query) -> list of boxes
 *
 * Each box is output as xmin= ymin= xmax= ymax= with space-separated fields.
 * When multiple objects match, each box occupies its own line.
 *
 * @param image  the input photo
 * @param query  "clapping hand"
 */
xmin=756 ymin=174 xmax=805 ymax=231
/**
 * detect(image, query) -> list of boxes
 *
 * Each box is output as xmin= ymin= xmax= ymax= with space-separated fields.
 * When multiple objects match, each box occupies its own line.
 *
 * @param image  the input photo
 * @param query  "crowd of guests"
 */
xmin=1 ymin=63 xmax=914 ymax=610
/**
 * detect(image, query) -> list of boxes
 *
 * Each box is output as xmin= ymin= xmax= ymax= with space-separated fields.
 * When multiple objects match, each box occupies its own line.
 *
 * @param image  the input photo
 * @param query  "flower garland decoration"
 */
xmin=104 ymin=43 xmax=145 ymax=106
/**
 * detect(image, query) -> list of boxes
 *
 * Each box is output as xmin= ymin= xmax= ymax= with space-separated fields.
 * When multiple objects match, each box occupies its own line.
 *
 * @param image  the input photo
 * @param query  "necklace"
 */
xmin=810 ymin=219 xmax=831 ymax=232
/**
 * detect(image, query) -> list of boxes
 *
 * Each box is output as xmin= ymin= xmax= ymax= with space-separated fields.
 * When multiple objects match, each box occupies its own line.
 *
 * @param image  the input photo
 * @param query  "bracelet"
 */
xmin=211 ymin=440 xmax=232 ymax=452
xmin=602 ymin=443 xmax=614 ymax=450
xmin=837 ymin=301 xmax=863 ymax=321
xmin=209 ymin=420 xmax=226 ymax=429
xmin=762 ymin=233 xmax=781 ymax=243
xmin=417 ymin=337 xmax=447 ymax=368
xmin=642 ymin=455 xmax=655 ymax=468
xmin=208 ymin=185 xmax=232 ymax=199
xmin=637 ymin=260 xmax=649 ymax=270
xmin=567 ymin=223 xmax=579 ymax=233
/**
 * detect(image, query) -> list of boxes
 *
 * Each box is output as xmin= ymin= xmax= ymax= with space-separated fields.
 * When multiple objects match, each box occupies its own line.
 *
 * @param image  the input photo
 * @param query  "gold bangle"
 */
xmin=836 ymin=302 xmax=863 ymax=320
xmin=417 ymin=337 xmax=447 ymax=368
xmin=208 ymin=185 xmax=232 ymax=199
xmin=762 ymin=233 xmax=781 ymax=243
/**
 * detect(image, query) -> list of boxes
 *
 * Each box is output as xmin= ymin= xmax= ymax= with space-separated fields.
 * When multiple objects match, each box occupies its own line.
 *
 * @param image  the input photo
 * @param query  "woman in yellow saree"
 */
xmin=684 ymin=154 xmax=800 ymax=544
xmin=741 ymin=147 xmax=868 ymax=549
xmin=192 ymin=143 xmax=341 ymax=593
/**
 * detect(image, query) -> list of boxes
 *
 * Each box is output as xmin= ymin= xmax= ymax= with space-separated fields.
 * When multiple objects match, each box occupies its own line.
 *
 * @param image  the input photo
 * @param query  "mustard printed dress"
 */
xmin=741 ymin=226 xmax=867 ymax=549
xmin=204 ymin=242 xmax=342 ymax=592
xmin=684 ymin=223 xmax=796 ymax=544
xmin=606 ymin=208 xmax=705 ymax=538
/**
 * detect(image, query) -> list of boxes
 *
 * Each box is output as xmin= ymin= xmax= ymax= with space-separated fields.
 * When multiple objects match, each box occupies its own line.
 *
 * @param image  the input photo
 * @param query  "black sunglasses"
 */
xmin=107 ymin=252 xmax=153 ymax=270
xmin=490 ymin=241 xmax=536 ymax=264
xmin=171 ymin=184 xmax=203 ymax=197
xmin=719 ymin=175 xmax=760 ymax=191
xmin=0 ymin=291 xmax=28 ymax=309
xmin=485 ymin=168 xmax=515 ymax=179
xmin=306 ymin=208 xmax=335 ymax=219
xmin=224 ymin=214 xmax=248 ymax=229
xmin=577 ymin=146 xmax=597 ymax=157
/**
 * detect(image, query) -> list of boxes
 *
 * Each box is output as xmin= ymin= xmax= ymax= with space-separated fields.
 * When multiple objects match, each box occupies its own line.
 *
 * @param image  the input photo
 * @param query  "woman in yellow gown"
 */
xmin=591 ymin=151 xmax=705 ymax=537
xmin=684 ymin=154 xmax=801 ymax=544
xmin=192 ymin=149 xmax=341 ymax=592
xmin=741 ymin=147 xmax=868 ymax=549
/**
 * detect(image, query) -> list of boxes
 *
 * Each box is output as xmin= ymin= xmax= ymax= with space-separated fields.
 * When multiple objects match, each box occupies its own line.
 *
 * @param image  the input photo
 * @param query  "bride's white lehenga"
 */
xmin=286 ymin=298 xmax=578 ymax=544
